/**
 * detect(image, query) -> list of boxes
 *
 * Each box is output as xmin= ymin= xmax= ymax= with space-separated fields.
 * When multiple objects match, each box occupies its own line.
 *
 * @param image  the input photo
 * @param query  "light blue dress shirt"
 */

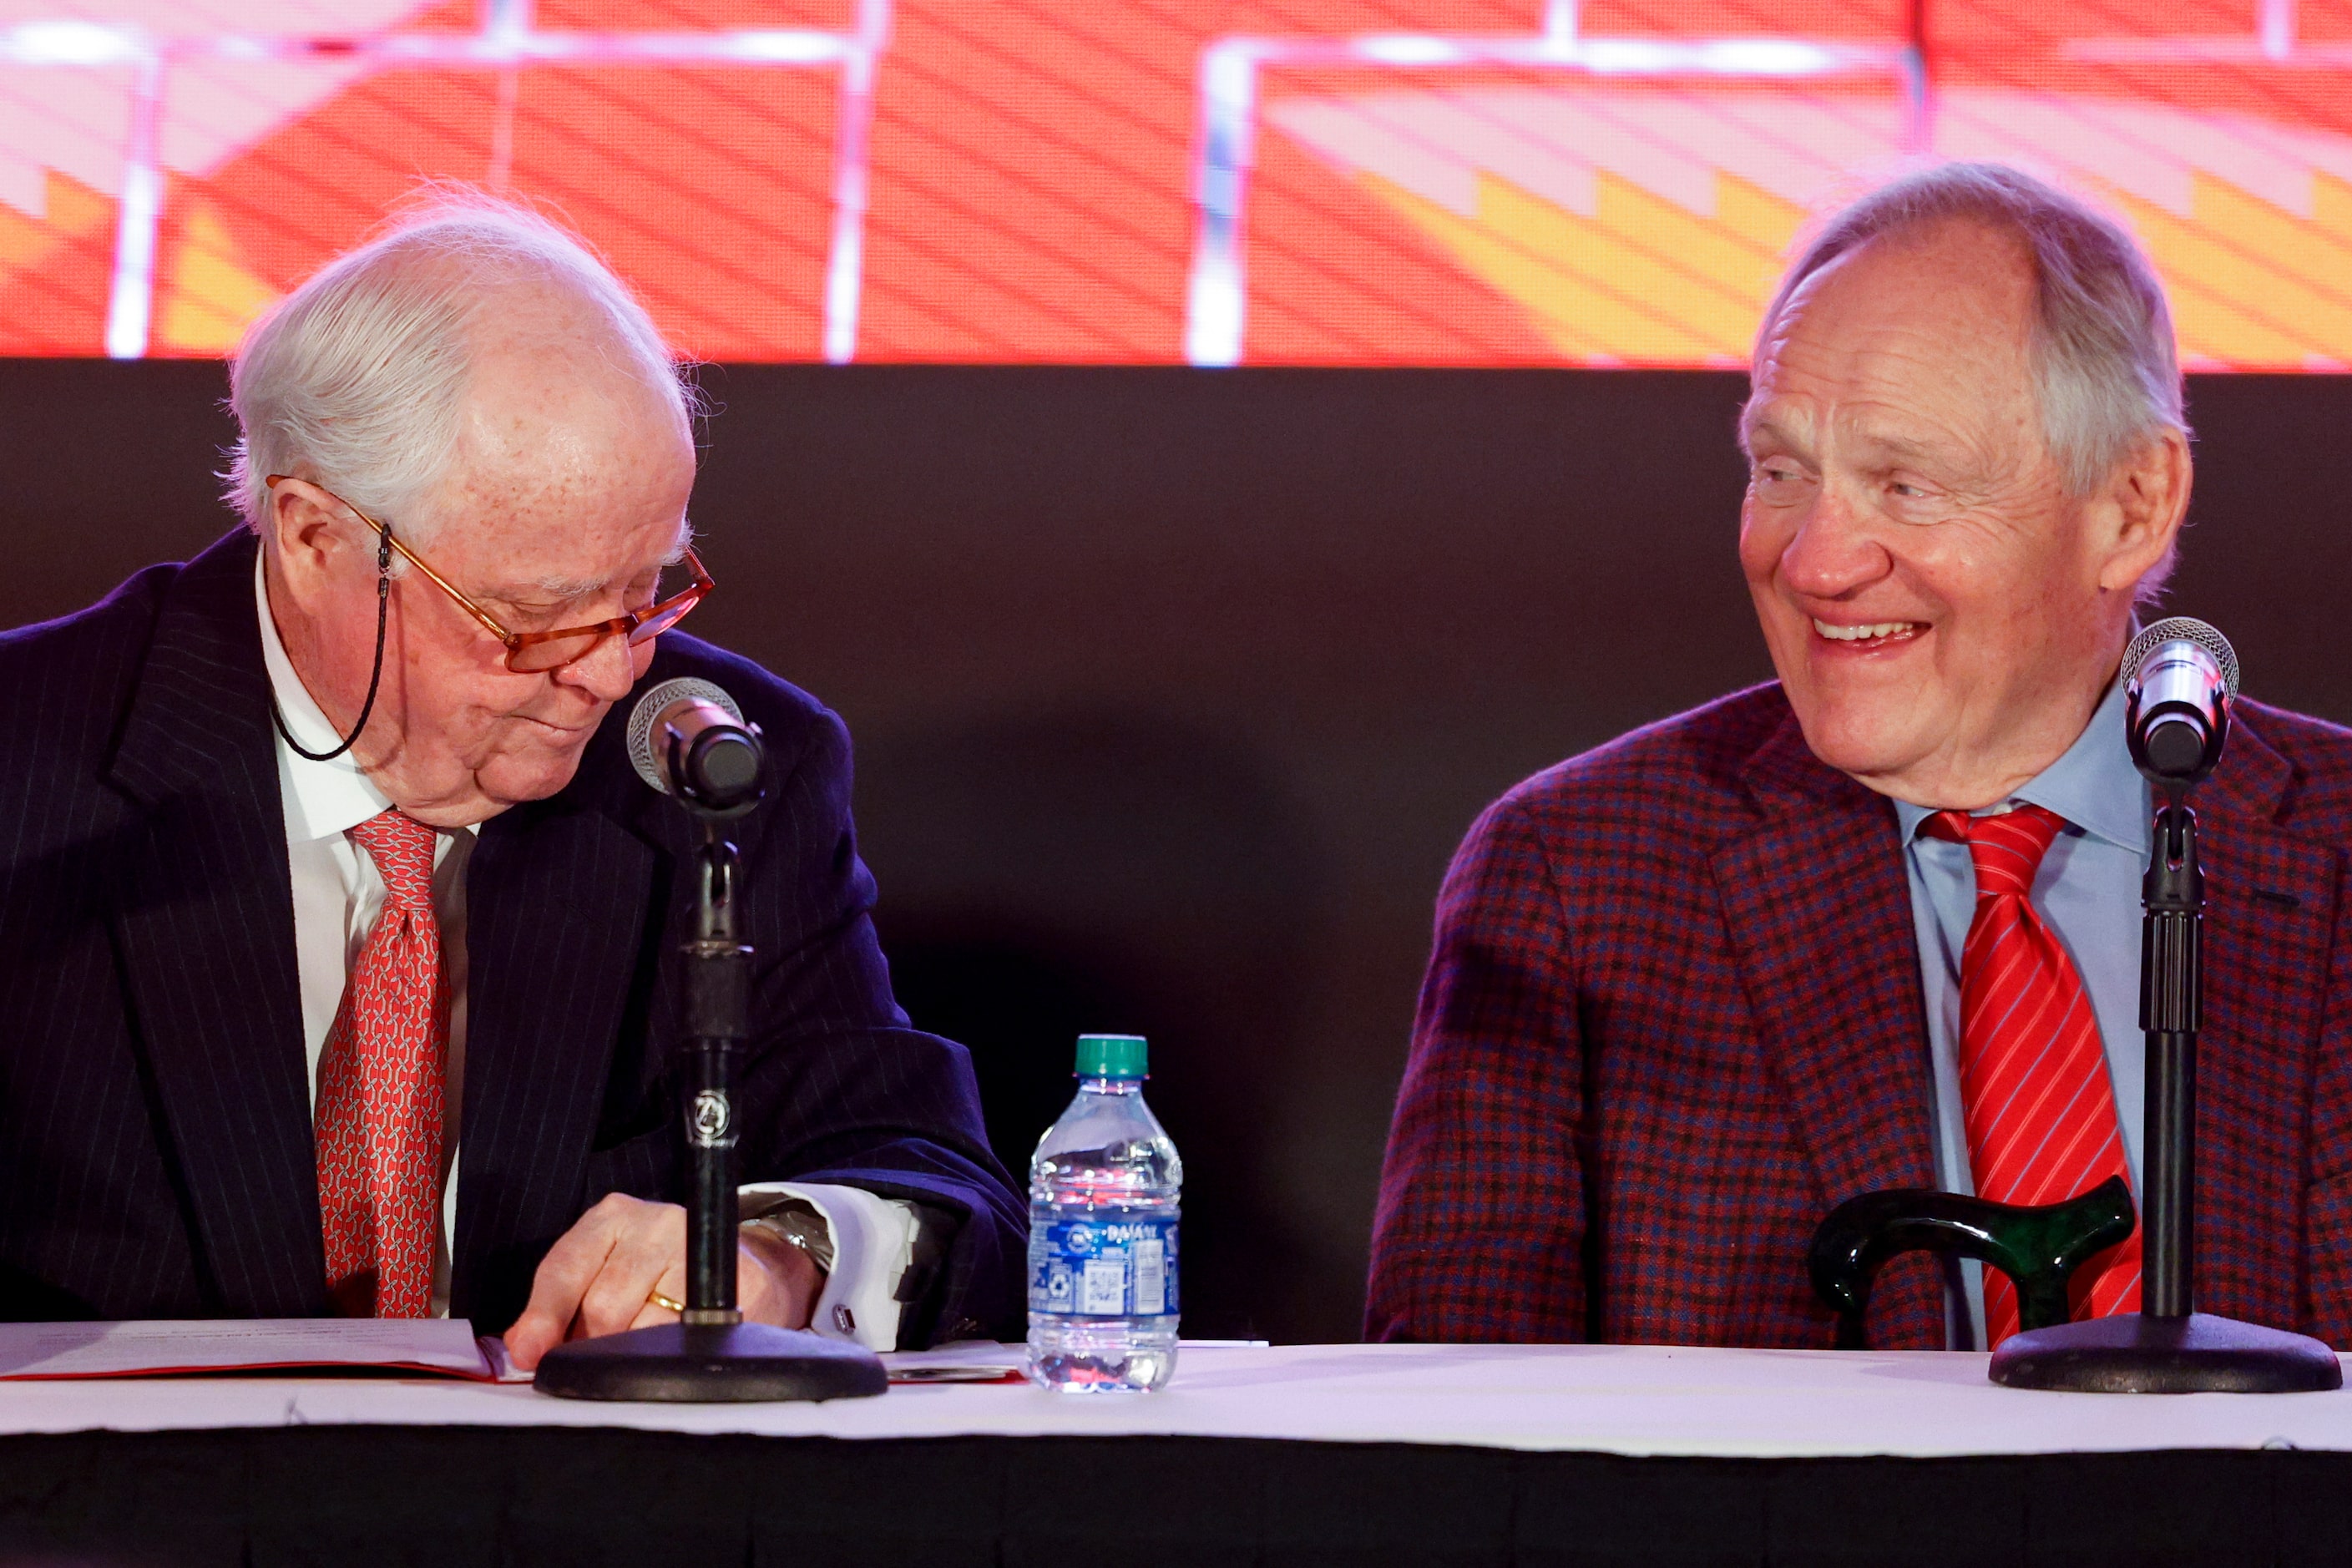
xmin=1893 ymin=677 xmax=2151 ymax=1350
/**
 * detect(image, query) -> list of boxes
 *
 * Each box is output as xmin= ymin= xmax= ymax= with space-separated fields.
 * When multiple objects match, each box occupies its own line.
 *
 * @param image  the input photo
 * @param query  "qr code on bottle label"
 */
xmin=1028 ymin=1211 xmax=1180 ymax=1318
xmin=1081 ymin=1258 xmax=1126 ymax=1313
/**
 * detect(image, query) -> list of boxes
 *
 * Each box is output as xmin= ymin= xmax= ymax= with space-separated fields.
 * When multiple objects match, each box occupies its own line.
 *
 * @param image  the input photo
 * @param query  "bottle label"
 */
xmin=1028 ymin=1212 xmax=1180 ymax=1318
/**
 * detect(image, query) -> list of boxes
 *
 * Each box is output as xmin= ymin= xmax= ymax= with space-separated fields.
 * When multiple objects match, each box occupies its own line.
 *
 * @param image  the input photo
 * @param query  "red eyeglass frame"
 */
xmin=266 ymin=474 xmax=712 ymax=673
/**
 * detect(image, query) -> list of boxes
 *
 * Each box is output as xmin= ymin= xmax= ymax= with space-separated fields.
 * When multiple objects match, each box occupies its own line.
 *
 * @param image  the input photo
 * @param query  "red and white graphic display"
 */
xmin=2 ymin=1 xmax=2347 ymax=366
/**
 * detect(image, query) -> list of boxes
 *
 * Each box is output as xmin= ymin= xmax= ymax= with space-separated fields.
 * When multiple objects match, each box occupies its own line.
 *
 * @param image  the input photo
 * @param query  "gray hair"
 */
xmin=1755 ymin=161 xmax=2188 ymax=501
xmin=225 ymin=193 xmax=693 ymax=548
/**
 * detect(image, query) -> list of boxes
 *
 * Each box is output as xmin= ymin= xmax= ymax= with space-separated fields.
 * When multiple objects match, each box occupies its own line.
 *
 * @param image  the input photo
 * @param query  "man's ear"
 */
xmin=2095 ymin=427 xmax=2193 ymax=596
xmin=266 ymin=478 xmax=361 ymax=607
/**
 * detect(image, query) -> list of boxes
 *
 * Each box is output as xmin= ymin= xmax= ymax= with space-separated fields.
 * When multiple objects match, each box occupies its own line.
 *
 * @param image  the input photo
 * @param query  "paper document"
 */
xmin=876 ymin=1339 xmax=1270 ymax=1385
xmin=0 ymin=1319 xmax=530 ymax=1382
xmin=882 ymin=1339 xmax=1026 ymax=1384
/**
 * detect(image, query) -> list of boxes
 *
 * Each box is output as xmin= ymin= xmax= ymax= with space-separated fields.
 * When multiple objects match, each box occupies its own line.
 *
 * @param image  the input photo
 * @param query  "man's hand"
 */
xmin=504 ymin=1192 xmax=826 ymax=1371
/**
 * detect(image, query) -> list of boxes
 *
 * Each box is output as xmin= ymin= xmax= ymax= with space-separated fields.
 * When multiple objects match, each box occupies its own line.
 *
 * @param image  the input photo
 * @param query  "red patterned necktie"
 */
xmin=315 ymin=808 xmax=448 ymax=1318
xmin=1922 ymin=803 xmax=2142 ymax=1347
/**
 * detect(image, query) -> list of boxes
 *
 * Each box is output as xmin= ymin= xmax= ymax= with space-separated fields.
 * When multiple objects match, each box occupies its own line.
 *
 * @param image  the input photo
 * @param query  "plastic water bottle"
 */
xmin=1024 ymin=1033 xmax=1181 ymax=1391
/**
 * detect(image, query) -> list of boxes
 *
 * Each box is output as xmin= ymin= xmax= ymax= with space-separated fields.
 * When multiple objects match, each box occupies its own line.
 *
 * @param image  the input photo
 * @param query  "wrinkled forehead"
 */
xmin=479 ymin=517 xmax=695 ymax=601
xmin=1744 ymin=225 xmax=2041 ymax=447
xmin=453 ymin=498 xmax=695 ymax=598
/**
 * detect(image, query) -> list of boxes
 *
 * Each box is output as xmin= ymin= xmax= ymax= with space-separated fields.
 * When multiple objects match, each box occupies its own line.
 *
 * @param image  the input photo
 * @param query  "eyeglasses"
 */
xmin=265 ymin=475 xmax=713 ymax=674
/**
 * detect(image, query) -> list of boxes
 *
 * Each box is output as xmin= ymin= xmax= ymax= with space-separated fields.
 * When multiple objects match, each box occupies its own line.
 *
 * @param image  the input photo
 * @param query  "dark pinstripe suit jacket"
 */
xmin=1369 ymin=681 xmax=2352 ymax=1350
xmin=0 ymin=529 xmax=1025 ymax=1341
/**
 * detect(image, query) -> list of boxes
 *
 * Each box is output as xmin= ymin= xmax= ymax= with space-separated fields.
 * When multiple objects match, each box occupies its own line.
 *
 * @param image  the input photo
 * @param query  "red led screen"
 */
xmin=2 ymin=0 xmax=2348 ymax=366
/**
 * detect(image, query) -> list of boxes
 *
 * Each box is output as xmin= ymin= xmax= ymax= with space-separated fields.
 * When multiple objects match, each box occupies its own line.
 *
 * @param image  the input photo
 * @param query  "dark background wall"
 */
xmin=5 ymin=361 xmax=2349 ymax=1343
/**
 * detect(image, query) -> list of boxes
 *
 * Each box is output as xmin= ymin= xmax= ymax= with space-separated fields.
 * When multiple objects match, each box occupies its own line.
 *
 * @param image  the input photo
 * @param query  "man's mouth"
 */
xmin=1812 ymin=618 xmax=1927 ymax=650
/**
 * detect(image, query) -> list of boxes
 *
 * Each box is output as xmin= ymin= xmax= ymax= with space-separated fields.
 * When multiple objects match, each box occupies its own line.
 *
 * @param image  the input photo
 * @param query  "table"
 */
xmin=8 ymin=1342 xmax=2352 ymax=1565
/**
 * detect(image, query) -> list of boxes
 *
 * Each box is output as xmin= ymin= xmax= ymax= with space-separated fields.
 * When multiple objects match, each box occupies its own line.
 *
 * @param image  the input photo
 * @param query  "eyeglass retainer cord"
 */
xmin=271 ymin=524 xmax=394 ymax=764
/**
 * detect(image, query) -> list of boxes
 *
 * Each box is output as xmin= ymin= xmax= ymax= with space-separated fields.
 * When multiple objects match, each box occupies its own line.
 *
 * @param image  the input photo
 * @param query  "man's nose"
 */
xmin=1778 ymin=483 xmax=1891 ymax=599
xmin=554 ymin=632 xmax=640 ymax=703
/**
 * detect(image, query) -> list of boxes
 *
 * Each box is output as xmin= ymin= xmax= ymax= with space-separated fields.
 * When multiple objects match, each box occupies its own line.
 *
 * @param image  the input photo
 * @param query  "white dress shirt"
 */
xmin=254 ymin=557 xmax=919 ymax=1348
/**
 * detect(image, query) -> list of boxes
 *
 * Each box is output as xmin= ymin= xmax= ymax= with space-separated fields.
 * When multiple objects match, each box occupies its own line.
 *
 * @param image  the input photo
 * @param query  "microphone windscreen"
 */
xmin=626 ymin=676 xmax=743 ymax=795
xmin=2122 ymin=617 xmax=2239 ymax=699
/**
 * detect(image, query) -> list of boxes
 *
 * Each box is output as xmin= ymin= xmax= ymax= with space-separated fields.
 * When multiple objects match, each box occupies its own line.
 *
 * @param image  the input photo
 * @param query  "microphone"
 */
xmin=541 ymin=686 xmax=886 ymax=1403
xmin=2122 ymin=618 xmax=2239 ymax=788
xmin=627 ymin=677 xmax=765 ymax=812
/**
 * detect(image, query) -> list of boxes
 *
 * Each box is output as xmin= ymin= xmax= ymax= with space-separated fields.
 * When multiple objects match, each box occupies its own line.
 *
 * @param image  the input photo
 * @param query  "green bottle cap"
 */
xmin=1075 ymin=1033 xmax=1148 ymax=1078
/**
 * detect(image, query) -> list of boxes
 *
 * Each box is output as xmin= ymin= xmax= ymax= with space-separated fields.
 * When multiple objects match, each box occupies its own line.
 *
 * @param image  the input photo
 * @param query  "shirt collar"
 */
xmin=1893 ymin=676 xmax=2151 ymax=857
xmin=255 ymin=549 xmax=393 ymax=843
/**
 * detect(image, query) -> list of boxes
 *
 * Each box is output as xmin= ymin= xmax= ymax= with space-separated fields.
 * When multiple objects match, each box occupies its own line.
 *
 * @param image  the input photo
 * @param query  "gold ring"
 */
xmin=646 ymin=1287 xmax=687 ymax=1314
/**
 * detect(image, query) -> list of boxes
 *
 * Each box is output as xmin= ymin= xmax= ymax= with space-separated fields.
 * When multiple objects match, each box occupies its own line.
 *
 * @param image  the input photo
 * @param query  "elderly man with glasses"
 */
xmin=0 ymin=201 xmax=1024 ymax=1365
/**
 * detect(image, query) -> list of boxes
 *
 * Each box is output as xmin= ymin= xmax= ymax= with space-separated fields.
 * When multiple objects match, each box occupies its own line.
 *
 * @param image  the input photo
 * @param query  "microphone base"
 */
xmin=533 ymin=1321 xmax=888 ymax=1403
xmin=1990 ymin=1312 xmax=2342 ymax=1393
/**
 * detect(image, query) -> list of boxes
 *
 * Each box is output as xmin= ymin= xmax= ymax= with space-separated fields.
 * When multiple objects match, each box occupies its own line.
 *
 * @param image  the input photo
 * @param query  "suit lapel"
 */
xmin=1710 ymin=711 xmax=1945 ymax=1343
xmin=104 ymin=530 xmax=323 ymax=1316
xmin=2183 ymin=710 xmax=2333 ymax=1328
xmin=451 ymin=746 xmax=659 ymax=1328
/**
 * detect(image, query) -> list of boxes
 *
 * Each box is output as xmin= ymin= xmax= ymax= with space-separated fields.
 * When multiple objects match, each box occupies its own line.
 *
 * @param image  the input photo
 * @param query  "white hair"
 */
xmin=1756 ymin=161 xmax=2188 ymax=502
xmin=225 ymin=194 xmax=694 ymax=549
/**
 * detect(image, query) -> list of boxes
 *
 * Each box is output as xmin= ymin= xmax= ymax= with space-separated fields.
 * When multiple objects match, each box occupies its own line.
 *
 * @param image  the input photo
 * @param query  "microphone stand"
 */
xmin=2141 ymin=797 xmax=2200 ymax=1323
xmin=535 ymin=790 xmax=887 ymax=1403
xmin=1990 ymin=787 xmax=2340 ymax=1392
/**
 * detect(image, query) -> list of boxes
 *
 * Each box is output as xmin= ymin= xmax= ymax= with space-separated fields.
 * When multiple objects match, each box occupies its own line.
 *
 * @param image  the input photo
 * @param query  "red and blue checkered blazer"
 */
xmin=1368 ymin=681 xmax=2352 ymax=1349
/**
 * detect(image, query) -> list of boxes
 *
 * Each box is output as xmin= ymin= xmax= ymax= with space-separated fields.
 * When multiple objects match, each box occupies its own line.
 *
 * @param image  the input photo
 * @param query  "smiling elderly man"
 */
xmin=0 ymin=202 xmax=1023 ymax=1364
xmin=1368 ymin=162 xmax=2352 ymax=1352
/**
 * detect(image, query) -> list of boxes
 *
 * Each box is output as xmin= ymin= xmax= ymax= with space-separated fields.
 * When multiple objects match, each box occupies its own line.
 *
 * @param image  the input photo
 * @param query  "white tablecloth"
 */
xmin=6 ymin=1342 xmax=2352 ymax=1458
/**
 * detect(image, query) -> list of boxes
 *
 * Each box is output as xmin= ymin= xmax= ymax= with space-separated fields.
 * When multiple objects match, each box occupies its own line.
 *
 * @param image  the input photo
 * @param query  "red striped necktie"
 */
xmin=1920 ymin=802 xmax=2142 ymax=1347
xmin=315 ymin=808 xmax=448 ymax=1318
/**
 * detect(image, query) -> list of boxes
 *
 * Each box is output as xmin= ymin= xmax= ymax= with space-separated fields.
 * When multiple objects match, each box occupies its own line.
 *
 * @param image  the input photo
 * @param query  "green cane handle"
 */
xmin=1808 ymin=1176 xmax=2137 ymax=1349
